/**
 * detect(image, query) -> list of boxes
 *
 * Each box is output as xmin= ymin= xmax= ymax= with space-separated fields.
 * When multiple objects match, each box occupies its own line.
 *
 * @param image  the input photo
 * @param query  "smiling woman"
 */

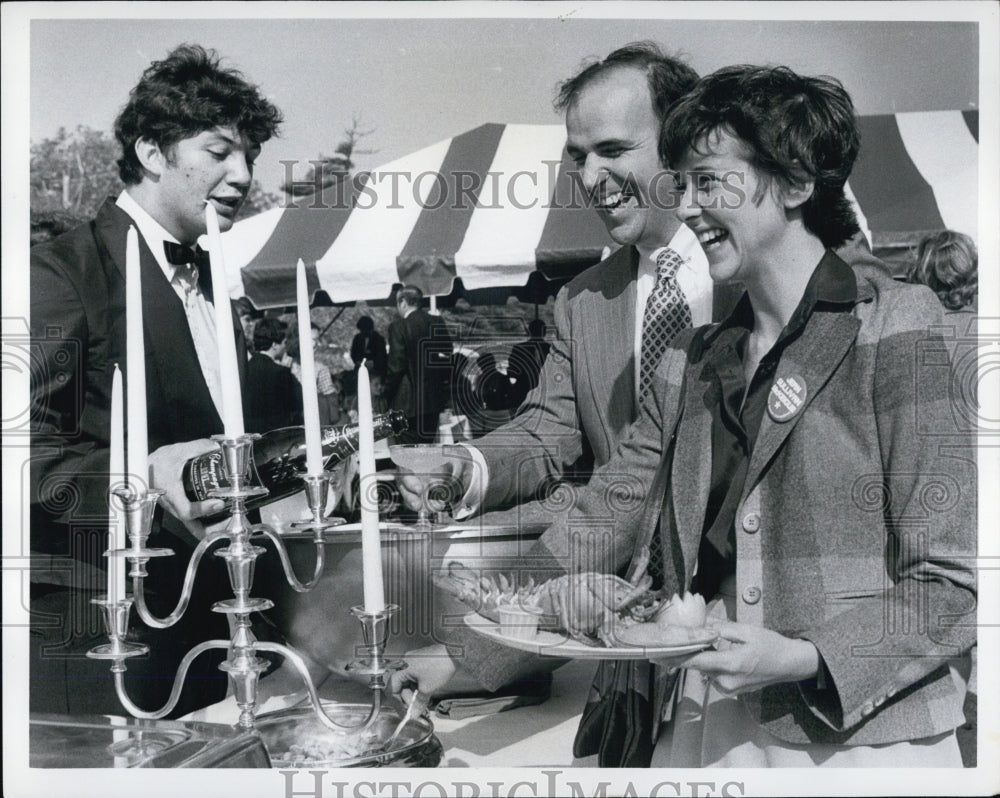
xmin=623 ymin=64 xmax=979 ymax=767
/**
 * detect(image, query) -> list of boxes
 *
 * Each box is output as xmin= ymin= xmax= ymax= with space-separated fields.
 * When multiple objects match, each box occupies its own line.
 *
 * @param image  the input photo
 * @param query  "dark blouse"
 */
xmin=690 ymin=251 xmax=858 ymax=599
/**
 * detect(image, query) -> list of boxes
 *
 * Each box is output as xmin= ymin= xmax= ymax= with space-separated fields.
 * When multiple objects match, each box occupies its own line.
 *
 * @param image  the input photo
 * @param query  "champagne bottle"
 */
xmin=182 ymin=410 xmax=408 ymax=511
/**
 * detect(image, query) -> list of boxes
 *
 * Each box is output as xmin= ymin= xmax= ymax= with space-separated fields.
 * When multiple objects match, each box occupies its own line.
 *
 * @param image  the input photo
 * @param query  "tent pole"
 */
xmin=318 ymin=307 xmax=345 ymax=340
xmin=429 ymin=295 xmax=438 ymax=316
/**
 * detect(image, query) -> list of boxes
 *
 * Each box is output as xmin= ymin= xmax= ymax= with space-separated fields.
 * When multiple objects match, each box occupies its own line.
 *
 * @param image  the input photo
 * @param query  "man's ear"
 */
xmin=134 ymin=138 xmax=166 ymax=178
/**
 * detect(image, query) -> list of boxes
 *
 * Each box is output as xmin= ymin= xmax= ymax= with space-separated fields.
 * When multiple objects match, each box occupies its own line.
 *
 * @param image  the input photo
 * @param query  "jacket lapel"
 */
xmin=585 ymin=247 xmax=638 ymax=439
xmin=95 ymin=200 xmax=224 ymax=438
xmin=669 ymin=329 xmax=731 ymax=582
xmin=742 ymin=309 xmax=861 ymax=500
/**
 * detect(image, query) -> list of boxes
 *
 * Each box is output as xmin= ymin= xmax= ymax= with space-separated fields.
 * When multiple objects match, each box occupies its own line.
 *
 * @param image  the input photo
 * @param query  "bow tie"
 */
xmin=163 ymin=241 xmax=213 ymax=299
xmin=163 ymin=241 xmax=211 ymax=270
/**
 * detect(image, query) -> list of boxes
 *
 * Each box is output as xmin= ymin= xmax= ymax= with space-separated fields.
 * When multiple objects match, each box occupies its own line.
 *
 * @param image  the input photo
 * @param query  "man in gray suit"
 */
xmin=391 ymin=44 xmax=728 ymax=725
xmin=399 ymin=42 xmax=723 ymax=516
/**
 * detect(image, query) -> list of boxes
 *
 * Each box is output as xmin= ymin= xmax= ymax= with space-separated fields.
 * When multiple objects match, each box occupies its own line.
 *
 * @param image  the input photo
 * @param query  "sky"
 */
xmin=24 ymin=10 xmax=982 ymax=195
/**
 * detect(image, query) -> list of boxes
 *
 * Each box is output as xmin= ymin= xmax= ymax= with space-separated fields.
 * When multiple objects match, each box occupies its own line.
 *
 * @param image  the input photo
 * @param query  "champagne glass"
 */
xmin=388 ymin=444 xmax=454 ymax=531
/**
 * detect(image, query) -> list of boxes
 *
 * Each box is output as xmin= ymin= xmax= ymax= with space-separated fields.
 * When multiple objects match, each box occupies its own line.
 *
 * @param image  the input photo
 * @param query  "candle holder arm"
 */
xmin=111 ymin=639 xmax=230 ymax=720
xmin=255 ymin=641 xmax=381 ymax=733
xmin=252 ymin=526 xmax=325 ymax=593
xmin=130 ymin=530 xmax=229 ymax=628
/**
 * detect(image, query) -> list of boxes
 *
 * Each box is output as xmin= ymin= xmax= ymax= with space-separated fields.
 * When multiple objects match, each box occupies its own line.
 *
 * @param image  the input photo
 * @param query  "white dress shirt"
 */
xmin=116 ymin=191 xmax=225 ymax=420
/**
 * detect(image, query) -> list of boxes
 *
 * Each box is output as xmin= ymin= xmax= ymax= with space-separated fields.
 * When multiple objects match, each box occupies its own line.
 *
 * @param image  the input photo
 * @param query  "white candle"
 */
xmin=109 ymin=365 xmax=125 ymax=603
xmin=296 ymin=260 xmax=323 ymax=475
xmin=124 ymin=226 xmax=148 ymax=497
xmin=204 ymin=202 xmax=245 ymax=437
xmin=357 ymin=360 xmax=385 ymax=613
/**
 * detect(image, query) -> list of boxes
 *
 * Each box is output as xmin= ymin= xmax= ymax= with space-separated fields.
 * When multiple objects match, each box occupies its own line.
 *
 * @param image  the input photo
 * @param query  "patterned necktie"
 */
xmin=639 ymin=247 xmax=692 ymax=403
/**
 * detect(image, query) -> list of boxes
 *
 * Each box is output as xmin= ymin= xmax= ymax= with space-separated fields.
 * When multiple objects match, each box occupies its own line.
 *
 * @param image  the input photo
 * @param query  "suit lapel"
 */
xmin=95 ymin=200 xmax=224 ymax=438
xmin=585 ymin=247 xmax=638 ymax=439
xmin=669 ymin=331 xmax=729 ymax=582
xmin=742 ymin=310 xmax=861 ymax=500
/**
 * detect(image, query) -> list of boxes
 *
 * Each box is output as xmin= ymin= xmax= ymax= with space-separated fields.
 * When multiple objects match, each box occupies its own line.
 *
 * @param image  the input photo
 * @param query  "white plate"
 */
xmin=462 ymin=613 xmax=718 ymax=660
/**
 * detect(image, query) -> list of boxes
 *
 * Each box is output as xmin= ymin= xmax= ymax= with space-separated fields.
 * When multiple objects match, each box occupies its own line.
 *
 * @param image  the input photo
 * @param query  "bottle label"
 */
xmin=185 ymin=450 xmax=263 ymax=501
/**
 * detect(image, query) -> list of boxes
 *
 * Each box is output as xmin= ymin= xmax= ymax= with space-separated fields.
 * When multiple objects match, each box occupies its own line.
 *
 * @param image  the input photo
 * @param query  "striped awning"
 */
xmin=219 ymin=112 xmax=978 ymax=309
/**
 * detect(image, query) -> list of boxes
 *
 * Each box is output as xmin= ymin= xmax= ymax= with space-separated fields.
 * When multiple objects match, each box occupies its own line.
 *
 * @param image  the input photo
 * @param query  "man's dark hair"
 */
xmin=396 ymin=285 xmax=423 ymax=308
xmin=660 ymin=65 xmax=860 ymax=248
xmin=554 ymin=41 xmax=699 ymax=120
xmin=114 ymin=44 xmax=283 ymax=184
xmin=253 ymin=317 xmax=286 ymax=352
xmin=356 ymin=315 xmax=375 ymax=333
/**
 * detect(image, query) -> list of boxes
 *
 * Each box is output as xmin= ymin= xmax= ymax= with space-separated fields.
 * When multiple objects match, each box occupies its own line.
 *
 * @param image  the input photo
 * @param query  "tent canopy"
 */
xmin=219 ymin=112 xmax=978 ymax=309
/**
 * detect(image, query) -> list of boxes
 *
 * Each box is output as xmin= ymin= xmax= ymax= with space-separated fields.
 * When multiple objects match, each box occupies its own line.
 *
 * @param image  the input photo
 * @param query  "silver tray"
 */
xmin=255 ymin=702 xmax=442 ymax=768
xmin=29 ymin=713 xmax=270 ymax=768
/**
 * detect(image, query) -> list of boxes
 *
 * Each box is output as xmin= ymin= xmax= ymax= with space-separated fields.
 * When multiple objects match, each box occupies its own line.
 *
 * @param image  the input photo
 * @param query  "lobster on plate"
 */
xmin=433 ymin=547 xmax=669 ymax=647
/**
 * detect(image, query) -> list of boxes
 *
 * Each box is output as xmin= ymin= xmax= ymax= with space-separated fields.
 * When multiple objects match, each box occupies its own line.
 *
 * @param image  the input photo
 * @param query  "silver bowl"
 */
xmin=255 ymin=702 xmax=442 ymax=768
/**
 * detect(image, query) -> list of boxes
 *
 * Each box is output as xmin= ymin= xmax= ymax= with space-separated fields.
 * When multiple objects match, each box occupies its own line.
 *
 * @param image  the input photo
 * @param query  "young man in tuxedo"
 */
xmin=29 ymin=44 xmax=282 ymax=716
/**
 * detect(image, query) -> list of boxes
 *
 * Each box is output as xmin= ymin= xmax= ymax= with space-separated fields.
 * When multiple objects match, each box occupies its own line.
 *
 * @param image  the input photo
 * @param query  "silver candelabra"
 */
xmin=88 ymin=434 xmax=407 ymax=735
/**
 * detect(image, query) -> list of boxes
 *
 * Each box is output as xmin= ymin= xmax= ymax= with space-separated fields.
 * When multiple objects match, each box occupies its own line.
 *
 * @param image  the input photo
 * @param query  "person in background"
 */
xmin=507 ymin=318 xmax=551 ymax=406
xmin=384 ymin=285 xmax=454 ymax=443
xmin=235 ymin=296 xmax=259 ymax=354
xmin=246 ymin=317 xmax=302 ymax=432
xmin=449 ymin=350 xmax=477 ymax=419
xmin=29 ymin=43 xmax=282 ymax=716
xmin=287 ymin=323 xmax=343 ymax=426
xmin=350 ymin=314 xmax=388 ymax=379
xmin=909 ymin=229 xmax=978 ymax=314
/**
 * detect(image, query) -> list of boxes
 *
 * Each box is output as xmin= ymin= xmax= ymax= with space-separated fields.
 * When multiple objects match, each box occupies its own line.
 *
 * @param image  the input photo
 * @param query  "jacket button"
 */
xmin=742 ymin=586 xmax=761 ymax=605
xmin=861 ymin=701 xmax=875 ymax=716
xmin=742 ymin=513 xmax=761 ymax=533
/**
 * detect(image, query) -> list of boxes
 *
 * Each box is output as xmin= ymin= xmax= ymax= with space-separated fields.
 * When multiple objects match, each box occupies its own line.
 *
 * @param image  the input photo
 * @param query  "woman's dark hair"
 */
xmin=114 ymin=44 xmax=282 ymax=184
xmin=661 ymin=65 xmax=860 ymax=248
xmin=554 ymin=41 xmax=699 ymax=120
xmin=356 ymin=315 xmax=375 ymax=333
xmin=909 ymin=230 xmax=978 ymax=311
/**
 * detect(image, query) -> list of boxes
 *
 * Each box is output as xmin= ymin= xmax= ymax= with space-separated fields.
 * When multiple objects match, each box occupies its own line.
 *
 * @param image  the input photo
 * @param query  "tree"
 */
xmin=30 ymin=125 xmax=123 ymax=237
xmin=281 ymin=114 xmax=377 ymax=197
xmin=235 ymin=179 xmax=282 ymax=221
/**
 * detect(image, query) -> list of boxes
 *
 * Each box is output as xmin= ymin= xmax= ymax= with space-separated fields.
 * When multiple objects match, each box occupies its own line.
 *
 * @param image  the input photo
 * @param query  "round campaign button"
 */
xmin=767 ymin=373 xmax=807 ymax=422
